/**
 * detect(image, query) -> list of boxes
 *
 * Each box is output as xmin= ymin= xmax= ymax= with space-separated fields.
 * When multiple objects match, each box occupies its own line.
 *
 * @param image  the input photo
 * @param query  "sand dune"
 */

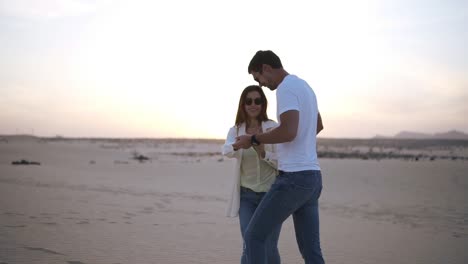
xmin=0 ymin=138 xmax=467 ymax=263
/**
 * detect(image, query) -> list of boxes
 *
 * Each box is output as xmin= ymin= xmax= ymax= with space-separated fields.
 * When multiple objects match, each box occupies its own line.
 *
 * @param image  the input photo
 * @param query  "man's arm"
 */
xmin=256 ymin=110 xmax=299 ymax=144
xmin=232 ymin=110 xmax=299 ymax=149
xmin=317 ymin=112 xmax=323 ymax=135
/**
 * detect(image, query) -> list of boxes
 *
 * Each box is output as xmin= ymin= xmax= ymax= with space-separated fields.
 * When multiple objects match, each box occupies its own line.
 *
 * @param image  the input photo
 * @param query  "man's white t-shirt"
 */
xmin=276 ymin=75 xmax=320 ymax=172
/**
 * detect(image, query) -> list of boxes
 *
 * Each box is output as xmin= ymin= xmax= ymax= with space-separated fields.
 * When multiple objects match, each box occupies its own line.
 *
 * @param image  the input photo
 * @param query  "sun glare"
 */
xmin=1 ymin=0 xmax=466 ymax=138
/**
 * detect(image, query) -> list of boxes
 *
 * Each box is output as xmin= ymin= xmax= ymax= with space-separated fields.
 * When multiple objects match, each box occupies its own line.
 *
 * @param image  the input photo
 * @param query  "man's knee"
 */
xmin=243 ymin=229 xmax=267 ymax=245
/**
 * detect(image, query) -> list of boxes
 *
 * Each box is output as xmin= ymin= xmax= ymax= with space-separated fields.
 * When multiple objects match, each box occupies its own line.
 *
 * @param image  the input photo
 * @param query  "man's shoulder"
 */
xmin=279 ymin=75 xmax=306 ymax=89
xmin=284 ymin=74 xmax=303 ymax=83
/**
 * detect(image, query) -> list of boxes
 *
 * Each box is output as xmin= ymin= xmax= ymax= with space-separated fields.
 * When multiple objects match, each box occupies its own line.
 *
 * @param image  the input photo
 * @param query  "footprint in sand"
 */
xmin=3 ymin=212 xmax=24 ymax=216
xmin=138 ymin=207 xmax=154 ymax=214
xmin=40 ymin=222 xmax=58 ymax=226
xmin=76 ymin=221 xmax=90 ymax=225
xmin=154 ymin=202 xmax=166 ymax=210
xmin=122 ymin=212 xmax=136 ymax=219
xmin=67 ymin=261 xmax=86 ymax=264
xmin=4 ymin=225 xmax=26 ymax=228
xmin=161 ymin=198 xmax=172 ymax=204
xmin=40 ymin=212 xmax=56 ymax=217
xmin=24 ymin=247 xmax=64 ymax=255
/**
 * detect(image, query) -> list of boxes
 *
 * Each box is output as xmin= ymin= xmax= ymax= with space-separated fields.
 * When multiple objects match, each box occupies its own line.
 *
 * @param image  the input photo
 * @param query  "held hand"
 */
xmin=232 ymin=135 xmax=252 ymax=150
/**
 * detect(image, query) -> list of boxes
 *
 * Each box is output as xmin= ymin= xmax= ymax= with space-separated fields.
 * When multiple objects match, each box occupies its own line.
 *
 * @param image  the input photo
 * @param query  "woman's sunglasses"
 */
xmin=245 ymin=98 xmax=263 ymax=106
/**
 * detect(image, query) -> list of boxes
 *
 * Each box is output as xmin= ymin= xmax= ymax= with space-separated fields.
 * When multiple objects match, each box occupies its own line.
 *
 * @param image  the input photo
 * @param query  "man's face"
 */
xmin=251 ymin=67 xmax=276 ymax=91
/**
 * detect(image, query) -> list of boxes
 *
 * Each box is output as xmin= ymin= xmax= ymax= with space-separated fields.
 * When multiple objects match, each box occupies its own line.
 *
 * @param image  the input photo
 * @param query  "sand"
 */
xmin=0 ymin=137 xmax=467 ymax=264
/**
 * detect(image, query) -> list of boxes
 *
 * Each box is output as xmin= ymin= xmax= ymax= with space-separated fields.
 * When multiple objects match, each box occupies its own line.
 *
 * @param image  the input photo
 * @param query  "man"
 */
xmin=232 ymin=50 xmax=325 ymax=264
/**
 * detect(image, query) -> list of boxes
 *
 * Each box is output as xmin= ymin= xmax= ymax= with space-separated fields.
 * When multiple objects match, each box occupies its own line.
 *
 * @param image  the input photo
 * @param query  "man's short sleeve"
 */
xmin=277 ymin=85 xmax=299 ymax=115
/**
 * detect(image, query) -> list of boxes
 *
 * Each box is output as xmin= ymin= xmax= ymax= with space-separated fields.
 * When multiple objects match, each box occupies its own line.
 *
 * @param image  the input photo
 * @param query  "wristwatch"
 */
xmin=251 ymin=134 xmax=261 ymax=146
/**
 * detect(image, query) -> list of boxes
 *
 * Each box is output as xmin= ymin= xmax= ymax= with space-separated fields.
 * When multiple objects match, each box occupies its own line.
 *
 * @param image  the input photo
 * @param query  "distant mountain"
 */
xmin=434 ymin=130 xmax=468 ymax=140
xmin=395 ymin=131 xmax=433 ymax=139
xmin=393 ymin=130 xmax=468 ymax=140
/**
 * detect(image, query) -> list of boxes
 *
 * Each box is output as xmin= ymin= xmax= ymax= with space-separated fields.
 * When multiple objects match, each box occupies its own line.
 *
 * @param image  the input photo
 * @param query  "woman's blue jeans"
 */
xmin=239 ymin=187 xmax=282 ymax=264
xmin=243 ymin=170 xmax=325 ymax=264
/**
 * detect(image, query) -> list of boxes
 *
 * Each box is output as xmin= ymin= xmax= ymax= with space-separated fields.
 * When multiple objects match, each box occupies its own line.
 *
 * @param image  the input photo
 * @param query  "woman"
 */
xmin=222 ymin=85 xmax=281 ymax=264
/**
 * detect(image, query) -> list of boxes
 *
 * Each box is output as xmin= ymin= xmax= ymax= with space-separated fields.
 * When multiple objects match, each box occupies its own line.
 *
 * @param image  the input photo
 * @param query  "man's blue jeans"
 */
xmin=244 ymin=170 xmax=325 ymax=264
xmin=239 ymin=187 xmax=282 ymax=264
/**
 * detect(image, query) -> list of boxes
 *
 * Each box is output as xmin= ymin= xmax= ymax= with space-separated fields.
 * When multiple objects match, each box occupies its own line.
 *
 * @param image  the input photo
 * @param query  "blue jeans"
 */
xmin=239 ymin=187 xmax=282 ymax=264
xmin=244 ymin=170 xmax=325 ymax=264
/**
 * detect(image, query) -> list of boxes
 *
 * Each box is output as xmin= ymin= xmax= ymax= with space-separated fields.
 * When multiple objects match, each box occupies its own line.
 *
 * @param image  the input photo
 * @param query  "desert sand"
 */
xmin=0 ymin=137 xmax=467 ymax=264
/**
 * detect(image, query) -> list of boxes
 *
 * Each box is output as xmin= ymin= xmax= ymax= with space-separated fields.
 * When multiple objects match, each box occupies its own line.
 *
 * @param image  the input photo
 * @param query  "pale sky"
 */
xmin=1 ymin=0 xmax=467 ymax=139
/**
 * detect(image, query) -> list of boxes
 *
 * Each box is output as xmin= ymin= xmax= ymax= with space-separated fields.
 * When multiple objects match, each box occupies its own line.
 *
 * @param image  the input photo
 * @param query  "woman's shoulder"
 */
xmin=227 ymin=126 xmax=236 ymax=133
xmin=231 ymin=123 xmax=246 ymax=129
xmin=228 ymin=124 xmax=244 ymax=133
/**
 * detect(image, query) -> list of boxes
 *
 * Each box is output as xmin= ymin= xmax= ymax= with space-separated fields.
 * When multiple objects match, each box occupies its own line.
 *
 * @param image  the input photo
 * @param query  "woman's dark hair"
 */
xmin=248 ymin=50 xmax=283 ymax=73
xmin=235 ymin=85 xmax=270 ymax=129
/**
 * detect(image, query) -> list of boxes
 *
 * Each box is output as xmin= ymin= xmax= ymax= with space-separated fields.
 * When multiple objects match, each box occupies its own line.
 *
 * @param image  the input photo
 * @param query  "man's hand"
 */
xmin=232 ymin=134 xmax=252 ymax=149
xmin=317 ymin=112 xmax=324 ymax=135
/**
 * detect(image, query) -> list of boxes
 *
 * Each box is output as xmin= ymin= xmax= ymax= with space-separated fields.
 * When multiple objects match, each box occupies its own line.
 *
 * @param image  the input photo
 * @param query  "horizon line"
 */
xmin=2 ymin=134 xmax=468 ymax=141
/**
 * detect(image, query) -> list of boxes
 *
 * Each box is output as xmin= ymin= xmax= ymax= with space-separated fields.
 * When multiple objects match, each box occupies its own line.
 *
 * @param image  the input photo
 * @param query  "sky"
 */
xmin=1 ymin=0 xmax=467 ymax=139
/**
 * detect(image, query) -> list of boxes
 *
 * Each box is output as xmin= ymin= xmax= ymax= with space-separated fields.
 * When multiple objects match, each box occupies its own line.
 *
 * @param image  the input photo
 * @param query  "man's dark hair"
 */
xmin=248 ymin=50 xmax=283 ymax=73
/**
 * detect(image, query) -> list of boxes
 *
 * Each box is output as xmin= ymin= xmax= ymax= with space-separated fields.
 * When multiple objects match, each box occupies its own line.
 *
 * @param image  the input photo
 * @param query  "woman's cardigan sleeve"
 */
xmin=222 ymin=126 xmax=238 ymax=158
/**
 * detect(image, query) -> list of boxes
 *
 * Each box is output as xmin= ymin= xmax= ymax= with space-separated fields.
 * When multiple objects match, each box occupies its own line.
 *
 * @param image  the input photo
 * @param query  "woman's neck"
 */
xmin=247 ymin=119 xmax=260 ymax=128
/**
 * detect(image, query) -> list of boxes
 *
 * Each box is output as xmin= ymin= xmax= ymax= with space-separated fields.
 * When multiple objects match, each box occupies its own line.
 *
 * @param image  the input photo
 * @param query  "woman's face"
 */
xmin=244 ymin=91 xmax=263 ymax=119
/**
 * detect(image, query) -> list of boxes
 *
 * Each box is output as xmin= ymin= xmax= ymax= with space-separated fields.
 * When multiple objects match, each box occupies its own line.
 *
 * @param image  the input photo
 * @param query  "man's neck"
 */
xmin=272 ymin=69 xmax=289 ymax=90
xmin=278 ymin=69 xmax=289 ymax=81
